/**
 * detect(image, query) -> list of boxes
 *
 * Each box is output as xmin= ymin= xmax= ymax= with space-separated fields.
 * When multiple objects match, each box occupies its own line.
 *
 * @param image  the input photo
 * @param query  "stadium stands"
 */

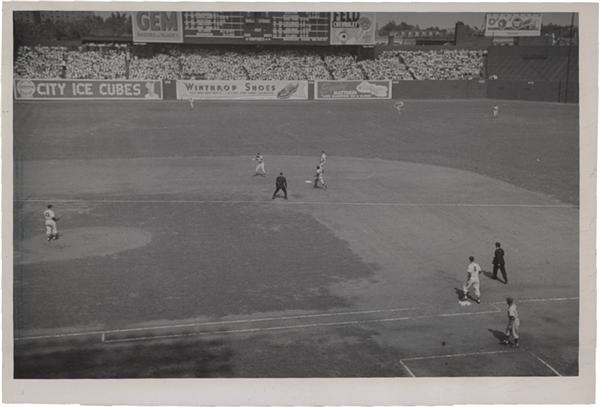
xmin=16 ymin=45 xmax=578 ymax=84
xmin=15 ymin=45 xmax=490 ymax=81
xmin=359 ymin=50 xmax=414 ymax=80
xmin=323 ymin=52 xmax=364 ymax=80
xmin=243 ymin=49 xmax=331 ymax=80
xmin=398 ymin=49 xmax=486 ymax=80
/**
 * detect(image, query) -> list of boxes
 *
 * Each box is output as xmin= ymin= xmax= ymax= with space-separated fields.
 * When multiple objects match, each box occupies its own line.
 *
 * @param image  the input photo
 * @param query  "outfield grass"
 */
xmin=14 ymin=99 xmax=578 ymax=203
xmin=12 ymin=100 xmax=579 ymax=377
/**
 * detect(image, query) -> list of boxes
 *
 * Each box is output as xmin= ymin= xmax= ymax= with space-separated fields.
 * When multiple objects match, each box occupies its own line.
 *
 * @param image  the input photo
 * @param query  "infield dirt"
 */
xmin=12 ymin=100 xmax=579 ymax=377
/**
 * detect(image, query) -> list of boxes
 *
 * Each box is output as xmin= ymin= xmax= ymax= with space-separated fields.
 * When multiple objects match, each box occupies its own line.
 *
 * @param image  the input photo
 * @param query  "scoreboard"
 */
xmin=182 ymin=12 xmax=330 ymax=44
xmin=132 ymin=11 xmax=375 ymax=45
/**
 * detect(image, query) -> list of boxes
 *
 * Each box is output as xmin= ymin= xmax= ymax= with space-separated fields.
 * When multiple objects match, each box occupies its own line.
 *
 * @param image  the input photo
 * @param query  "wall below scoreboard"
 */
xmin=176 ymin=80 xmax=309 ymax=100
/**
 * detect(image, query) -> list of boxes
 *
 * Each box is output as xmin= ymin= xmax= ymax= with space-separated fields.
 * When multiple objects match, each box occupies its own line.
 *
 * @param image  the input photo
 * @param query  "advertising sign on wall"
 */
xmin=315 ymin=80 xmax=391 ymax=99
xmin=176 ymin=80 xmax=309 ymax=100
xmin=132 ymin=11 xmax=183 ymax=43
xmin=330 ymin=12 xmax=376 ymax=45
xmin=14 ymin=79 xmax=163 ymax=100
xmin=484 ymin=13 xmax=543 ymax=37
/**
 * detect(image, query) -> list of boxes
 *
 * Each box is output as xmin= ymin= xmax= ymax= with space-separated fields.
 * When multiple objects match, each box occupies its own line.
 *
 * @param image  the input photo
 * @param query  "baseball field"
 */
xmin=12 ymin=98 xmax=579 ymax=377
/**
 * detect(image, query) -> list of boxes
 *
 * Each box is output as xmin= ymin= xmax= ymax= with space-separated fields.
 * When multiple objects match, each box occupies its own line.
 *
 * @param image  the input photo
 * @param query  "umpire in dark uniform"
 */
xmin=272 ymin=172 xmax=288 ymax=200
xmin=492 ymin=242 xmax=507 ymax=284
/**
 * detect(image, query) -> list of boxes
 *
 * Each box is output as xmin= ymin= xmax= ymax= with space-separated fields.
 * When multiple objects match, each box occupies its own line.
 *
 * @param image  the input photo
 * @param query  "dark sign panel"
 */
xmin=182 ymin=12 xmax=330 ymax=44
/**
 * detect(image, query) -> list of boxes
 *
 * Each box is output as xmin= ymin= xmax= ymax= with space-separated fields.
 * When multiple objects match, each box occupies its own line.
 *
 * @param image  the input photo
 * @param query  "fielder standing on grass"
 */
xmin=253 ymin=153 xmax=266 ymax=176
xmin=462 ymin=256 xmax=482 ymax=303
xmin=492 ymin=105 xmax=499 ymax=118
xmin=272 ymin=172 xmax=288 ymax=200
xmin=492 ymin=242 xmax=508 ymax=284
xmin=502 ymin=297 xmax=520 ymax=348
xmin=43 ymin=204 xmax=59 ymax=241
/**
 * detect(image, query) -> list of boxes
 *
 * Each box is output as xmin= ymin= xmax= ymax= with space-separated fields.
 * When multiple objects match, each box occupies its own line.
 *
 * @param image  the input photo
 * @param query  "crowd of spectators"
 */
xmin=15 ymin=46 xmax=67 ymax=79
xmin=16 ymin=44 xmax=129 ymax=79
xmin=243 ymin=49 xmax=330 ymax=80
xmin=323 ymin=52 xmax=364 ymax=80
xmin=129 ymin=53 xmax=179 ymax=80
xmin=398 ymin=49 xmax=485 ymax=80
xmin=14 ymin=45 xmax=486 ymax=81
xmin=66 ymin=48 xmax=127 ymax=79
xmin=358 ymin=50 xmax=413 ymax=80
xmin=175 ymin=49 xmax=247 ymax=80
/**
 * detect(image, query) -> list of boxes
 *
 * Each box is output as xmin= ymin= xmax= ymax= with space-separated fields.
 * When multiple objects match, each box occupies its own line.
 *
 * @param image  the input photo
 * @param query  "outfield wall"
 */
xmin=391 ymin=80 xmax=486 ymax=99
xmin=389 ymin=79 xmax=577 ymax=103
xmin=14 ymin=79 xmax=578 ymax=103
xmin=486 ymin=80 xmax=579 ymax=103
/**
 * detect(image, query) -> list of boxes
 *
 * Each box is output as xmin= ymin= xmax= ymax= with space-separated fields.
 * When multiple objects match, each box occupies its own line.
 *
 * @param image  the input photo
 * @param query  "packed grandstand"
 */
xmin=14 ymin=45 xmax=488 ymax=81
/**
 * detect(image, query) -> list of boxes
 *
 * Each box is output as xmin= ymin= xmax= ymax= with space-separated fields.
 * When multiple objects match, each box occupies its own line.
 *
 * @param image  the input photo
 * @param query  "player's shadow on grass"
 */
xmin=488 ymin=328 xmax=508 ymax=344
xmin=453 ymin=287 xmax=481 ymax=303
xmin=453 ymin=287 xmax=465 ymax=301
xmin=481 ymin=270 xmax=496 ymax=280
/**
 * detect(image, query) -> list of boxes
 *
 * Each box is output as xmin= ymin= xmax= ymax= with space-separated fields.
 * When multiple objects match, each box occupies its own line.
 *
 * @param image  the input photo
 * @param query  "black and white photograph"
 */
xmin=3 ymin=2 xmax=596 ymax=405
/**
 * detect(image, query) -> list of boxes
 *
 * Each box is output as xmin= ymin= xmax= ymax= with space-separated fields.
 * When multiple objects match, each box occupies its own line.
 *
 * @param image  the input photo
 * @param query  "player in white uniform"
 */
xmin=492 ymin=105 xmax=499 ymax=118
xmin=502 ymin=297 xmax=520 ymax=347
xmin=313 ymin=165 xmax=327 ymax=189
xmin=43 ymin=204 xmax=59 ymax=241
xmin=462 ymin=256 xmax=482 ymax=303
xmin=394 ymin=100 xmax=405 ymax=114
xmin=320 ymin=151 xmax=327 ymax=172
xmin=253 ymin=153 xmax=266 ymax=176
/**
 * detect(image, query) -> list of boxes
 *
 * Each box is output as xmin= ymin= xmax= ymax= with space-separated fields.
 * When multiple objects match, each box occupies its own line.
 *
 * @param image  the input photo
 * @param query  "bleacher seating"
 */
xmin=18 ymin=44 xmax=578 ymax=83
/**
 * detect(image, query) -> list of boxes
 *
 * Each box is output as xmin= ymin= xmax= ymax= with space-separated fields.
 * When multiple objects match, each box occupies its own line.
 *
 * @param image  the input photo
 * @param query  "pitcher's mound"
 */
xmin=16 ymin=227 xmax=152 ymax=265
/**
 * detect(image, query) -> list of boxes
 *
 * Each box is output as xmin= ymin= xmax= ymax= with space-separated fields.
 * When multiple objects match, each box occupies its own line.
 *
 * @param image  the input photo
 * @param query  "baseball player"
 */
xmin=253 ymin=153 xmax=266 ymax=177
xmin=462 ymin=256 xmax=482 ymax=304
xmin=492 ymin=105 xmax=499 ymax=118
xmin=320 ymin=150 xmax=327 ymax=172
xmin=492 ymin=242 xmax=508 ymax=284
xmin=272 ymin=172 xmax=288 ymax=200
xmin=502 ymin=297 xmax=520 ymax=348
xmin=394 ymin=100 xmax=405 ymax=114
xmin=43 ymin=204 xmax=59 ymax=241
xmin=313 ymin=165 xmax=327 ymax=189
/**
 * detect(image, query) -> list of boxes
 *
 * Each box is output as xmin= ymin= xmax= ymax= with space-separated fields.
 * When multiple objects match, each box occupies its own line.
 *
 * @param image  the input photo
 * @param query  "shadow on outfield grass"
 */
xmin=15 ymin=337 xmax=234 ymax=378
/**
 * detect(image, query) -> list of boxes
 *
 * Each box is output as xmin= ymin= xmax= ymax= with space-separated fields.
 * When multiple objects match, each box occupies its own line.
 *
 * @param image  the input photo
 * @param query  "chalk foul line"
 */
xmin=16 ymin=198 xmax=578 ymax=209
xmin=15 ymin=297 xmax=578 ymax=343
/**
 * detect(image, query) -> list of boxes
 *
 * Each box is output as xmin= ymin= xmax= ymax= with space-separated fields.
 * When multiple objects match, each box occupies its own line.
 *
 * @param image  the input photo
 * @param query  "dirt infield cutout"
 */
xmin=16 ymin=227 xmax=152 ymax=265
